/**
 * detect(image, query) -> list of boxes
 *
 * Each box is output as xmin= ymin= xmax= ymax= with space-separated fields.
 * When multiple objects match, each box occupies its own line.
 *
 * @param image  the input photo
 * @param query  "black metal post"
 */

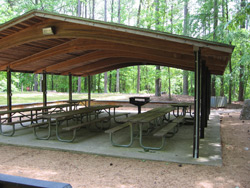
xmin=7 ymin=67 xmax=12 ymax=122
xmin=205 ymin=67 xmax=209 ymax=123
xmin=42 ymin=71 xmax=47 ymax=107
xmin=88 ymin=75 xmax=91 ymax=107
xmin=193 ymin=47 xmax=201 ymax=158
xmin=207 ymin=71 xmax=211 ymax=119
xmin=200 ymin=60 xmax=207 ymax=138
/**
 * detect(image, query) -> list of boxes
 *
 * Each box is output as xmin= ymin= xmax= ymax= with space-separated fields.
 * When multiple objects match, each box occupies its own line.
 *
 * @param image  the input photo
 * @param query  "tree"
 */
xmin=183 ymin=0 xmax=189 ymax=95
xmin=136 ymin=0 xmax=143 ymax=94
xmin=104 ymin=0 xmax=108 ymax=93
xmin=92 ymin=0 xmax=95 ymax=19
xmin=154 ymin=0 xmax=161 ymax=97
xmin=116 ymin=0 xmax=121 ymax=93
xmin=238 ymin=0 xmax=246 ymax=101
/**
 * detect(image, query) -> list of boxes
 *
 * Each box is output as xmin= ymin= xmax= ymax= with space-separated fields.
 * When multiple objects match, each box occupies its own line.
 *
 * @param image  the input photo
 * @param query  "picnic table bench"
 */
xmin=36 ymin=105 xmax=129 ymax=142
xmin=0 ymin=104 xmax=74 ymax=136
xmin=105 ymin=106 xmax=185 ymax=151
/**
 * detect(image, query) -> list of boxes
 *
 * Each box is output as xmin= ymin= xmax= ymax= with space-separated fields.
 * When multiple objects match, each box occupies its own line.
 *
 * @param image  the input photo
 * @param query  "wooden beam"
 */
xmin=26 ymin=39 xmax=194 ymax=73
xmin=59 ymin=50 xmax=194 ymax=75
xmin=81 ymin=61 xmax=195 ymax=76
xmin=0 ymin=39 xmax=78 ymax=70
xmin=83 ymin=63 xmax=139 ymax=76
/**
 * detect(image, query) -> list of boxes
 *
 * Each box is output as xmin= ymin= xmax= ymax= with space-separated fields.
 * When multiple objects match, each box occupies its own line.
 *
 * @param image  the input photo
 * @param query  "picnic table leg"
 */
xmin=55 ymin=119 xmax=76 ymax=142
xmin=139 ymin=124 xmax=166 ymax=152
xmin=173 ymin=107 xmax=177 ymax=117
xmin=109 ymin=123 xmax=134 ymax=147
xmin=33 ymin=119 xmax=51 ymax=140
xmin=0 ymin=123 xmax=15 ymax=136
xmin=189 ymin=105 xmax=194 ymax=118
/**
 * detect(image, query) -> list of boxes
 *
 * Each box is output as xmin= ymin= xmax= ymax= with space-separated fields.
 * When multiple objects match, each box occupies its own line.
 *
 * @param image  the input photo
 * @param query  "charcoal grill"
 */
xmin=129 ymin=97 xmax=150 ymax=114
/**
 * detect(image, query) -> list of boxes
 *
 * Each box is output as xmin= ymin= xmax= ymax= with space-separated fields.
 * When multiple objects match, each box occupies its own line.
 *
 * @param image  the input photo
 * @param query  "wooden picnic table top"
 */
xmin=42 ymin=105 xmax=121 ymax=119
xmin=67 ymin=99 xmax=95 ymax=103
xmin=126 ymin=106 xmax=174 ymax=123
xmin=170 ymin=103 xmax=194 ymax=107
xmin=0 ymin=104 xmax=74 ymax=115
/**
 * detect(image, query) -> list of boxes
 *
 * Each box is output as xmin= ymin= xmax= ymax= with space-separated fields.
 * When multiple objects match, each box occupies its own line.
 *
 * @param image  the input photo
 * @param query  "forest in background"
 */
xmin=0 ymin=0 xmax=249 ymax=103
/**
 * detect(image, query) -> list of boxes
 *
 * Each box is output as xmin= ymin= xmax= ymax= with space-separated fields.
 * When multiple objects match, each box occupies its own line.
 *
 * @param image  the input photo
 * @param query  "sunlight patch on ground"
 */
xmin=196 ymin=180 xmax=214 ymax=188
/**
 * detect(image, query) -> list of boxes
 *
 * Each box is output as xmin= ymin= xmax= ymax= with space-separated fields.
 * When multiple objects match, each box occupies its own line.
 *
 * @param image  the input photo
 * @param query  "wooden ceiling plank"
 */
xmin=82 ymin=62 xmax=194 ymax=76
xmin=0 ymin=19 xmax=194 ymax=56
xmin=60 ymin=51 xmax=195 ymax=75
xmin=0 ymin=39 xmax=79 ymax=70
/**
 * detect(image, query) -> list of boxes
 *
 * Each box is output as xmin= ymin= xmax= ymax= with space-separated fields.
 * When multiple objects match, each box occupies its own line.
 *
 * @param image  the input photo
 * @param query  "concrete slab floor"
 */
xmin=0 ymin=110 xmax=222 ymax=166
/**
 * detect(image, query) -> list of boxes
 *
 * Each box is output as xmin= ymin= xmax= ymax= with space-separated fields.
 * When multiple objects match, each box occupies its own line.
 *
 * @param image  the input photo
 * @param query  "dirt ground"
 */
xmin=0 ymin=96 xmax=249 ymax=188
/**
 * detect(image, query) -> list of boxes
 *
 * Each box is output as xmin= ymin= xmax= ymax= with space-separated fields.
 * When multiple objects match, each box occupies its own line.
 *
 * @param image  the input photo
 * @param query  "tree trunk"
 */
xmin=111 ymin=0 xmax=114 ymax=22
xmin=155 ymin=66 xmax=161 ymax=96
xmin=92 ymin=0 xmax=95 ymax=19
xmin=104 ymin=72 xmax=108 ymax=93
xmin=213 ymin=0 xmax=218 ymax=41
xmin=34 ymin=74 xmax=38 ymax=91
xmin=183 ymin=71 xmax=189 ymax=95
xmin=84 ymin=1 xmax=87 ymax=18
xmin=116 ymin=69 xmax=120 ymax=93
xmin=228 ymin=59 xmax=232 ymax=104
xmin=40 ymin=74 xmax=43 ymax=92
xmin=182 ymin=0 xmax=189 ymax=95
xmin=109 ymin=73 xmax=112 ymax=92
xmin=238 ymin=0 xmax=246 ymax=101
xmin=137 ymin=0 xmax=142 ymax=26
xmin=51 ymin=74 xmax=54 ymax=90
xmin=137 ymin=66 xmax=140 ymax=94
xmin=77 ymin=77 xmax=81 ymax=93
xmin=118 ymin=0 xmax=121 ymax=23
xmin=168 ymin=67 xmax=171 ymax=100
xmin=115 ymin=0 xmax=121 ymax=93
xmin=220 ymin=76 xmax=224 ymax=96
xmin=98 ymin=74 xmax=101 ymax=93
xmin=170 ymin=2 xmax=174 ymax=33
xmin=84 ymin=77 xmax=87 ymax=92
xmin=77 ymin=0 xmax=81 ymax=16
xmin=238 ymin=64 xmax=244 ymax=101
xmin=211 ymin=75 xmax=216 ymax=96
xmin=103 ymin=0 xmax=108 ymax=93
xmin=104 ymin=0 xmax=107 ymax=21
xmin=154 ymin=0 xmax=161 ymax=97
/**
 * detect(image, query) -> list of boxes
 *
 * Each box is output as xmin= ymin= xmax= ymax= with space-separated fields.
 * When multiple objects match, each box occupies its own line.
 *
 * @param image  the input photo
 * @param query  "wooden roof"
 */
xmin=0 ymin=10 xmax=234 ymax=76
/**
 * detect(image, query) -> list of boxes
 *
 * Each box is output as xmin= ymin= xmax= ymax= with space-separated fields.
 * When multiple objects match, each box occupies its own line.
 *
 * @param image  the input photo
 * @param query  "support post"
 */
xmin=207 ymin=71 xmax=211 ymax=119
xmin=7 ymin=67 xmax=12 ymax=122
xmin=193 ymin=47 xmax=201 ymax=158
xmin=200 ymin=60 xmax=207 ymax=138
xmin=42 ymin=71 xmax=47 ymax=107
xmin=88 ymin=75 xmax=91 ymax=107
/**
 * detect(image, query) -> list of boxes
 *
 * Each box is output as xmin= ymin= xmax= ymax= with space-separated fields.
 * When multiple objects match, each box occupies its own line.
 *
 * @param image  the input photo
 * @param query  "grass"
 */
xmin=0 ymin=91 xmax=138 ymax=106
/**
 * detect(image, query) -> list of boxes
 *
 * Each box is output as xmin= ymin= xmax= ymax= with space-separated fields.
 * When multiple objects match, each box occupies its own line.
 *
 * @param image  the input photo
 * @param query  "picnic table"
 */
xmin=66 ymin=99 xmax=95 ymax=109
xmin=0 ymin=104 xmax=74 ymax=136
xmin=105 ymin=106 xmax=184 ymax=151
xmin=35 ymin=105 xmax=127 ymax=142
xmin=171 ymin=103 xmax=194 ymax=118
